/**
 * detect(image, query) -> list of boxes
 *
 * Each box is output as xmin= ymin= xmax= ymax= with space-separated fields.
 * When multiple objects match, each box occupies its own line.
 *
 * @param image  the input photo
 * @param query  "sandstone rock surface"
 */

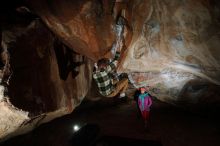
xmin=0 ymin=10 xmax=93 ymax=140
xmin=119 ymin=0 xmax=220 ymax=106
xmin=27 ymin=0 xmax=117 ymax=61
xmin=28 ymin=0 xmax=220 ymax=106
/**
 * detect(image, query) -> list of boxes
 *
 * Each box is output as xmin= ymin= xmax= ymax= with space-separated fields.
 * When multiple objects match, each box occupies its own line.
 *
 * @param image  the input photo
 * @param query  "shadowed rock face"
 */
xmin=0 ymin=2 xmax=93 ymax=140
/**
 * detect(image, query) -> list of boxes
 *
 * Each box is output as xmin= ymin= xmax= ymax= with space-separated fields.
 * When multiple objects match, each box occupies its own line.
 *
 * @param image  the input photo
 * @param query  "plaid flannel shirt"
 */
xmin=93 ymin=52 xmax=120 ymax=96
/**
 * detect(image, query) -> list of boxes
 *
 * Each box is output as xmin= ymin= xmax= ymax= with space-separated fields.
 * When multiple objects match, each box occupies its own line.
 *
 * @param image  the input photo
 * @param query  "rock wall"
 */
xmin=27 ymin=0 xmax=117 ymax=61
xmin=27 ymin=0 xmax=220 ymax=107
xmin=0 ymin=6 xmax=93 ymax=141
xmin=119 ymin=0 xmax=220 ymax=107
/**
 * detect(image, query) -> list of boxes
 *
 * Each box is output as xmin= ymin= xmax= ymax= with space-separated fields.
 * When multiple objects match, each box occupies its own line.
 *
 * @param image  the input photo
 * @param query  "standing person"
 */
xmin=137 ymin=86 xmax=152 ymax=129
xmin=93 ymin=41 xmax=128 ymax=98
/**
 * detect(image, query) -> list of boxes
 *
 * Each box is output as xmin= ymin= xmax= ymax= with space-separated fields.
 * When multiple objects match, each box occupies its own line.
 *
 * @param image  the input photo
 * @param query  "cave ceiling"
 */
xmin=26 ymin=0 xmax=220 ymax=104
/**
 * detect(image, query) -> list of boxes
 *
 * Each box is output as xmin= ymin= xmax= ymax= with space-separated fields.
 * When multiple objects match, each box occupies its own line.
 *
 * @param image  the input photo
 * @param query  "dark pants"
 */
xmin=141 ymin=110 xmax=150 ymax=121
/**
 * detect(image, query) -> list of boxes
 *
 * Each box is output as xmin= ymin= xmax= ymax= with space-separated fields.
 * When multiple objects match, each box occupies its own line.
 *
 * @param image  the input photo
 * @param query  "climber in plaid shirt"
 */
xmin=93 ymin=41 xmax=128 ymax=98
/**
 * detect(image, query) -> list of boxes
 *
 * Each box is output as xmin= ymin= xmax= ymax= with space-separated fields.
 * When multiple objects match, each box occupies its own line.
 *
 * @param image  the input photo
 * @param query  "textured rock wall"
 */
xmin=119 ymin=0 xmax=220 ymax=106
xmin=0 ymin=7 xmax=93 ymax=140
xmin=27 ymin=0 xmax=220 ymax=107
xmin=27 ymin=0 xmax=117 ymax=61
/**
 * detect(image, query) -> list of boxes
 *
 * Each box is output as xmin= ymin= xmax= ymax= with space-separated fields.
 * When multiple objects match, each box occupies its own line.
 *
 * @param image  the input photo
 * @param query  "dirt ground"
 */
xmin=1 ymin=97 xmax=220 ymax=146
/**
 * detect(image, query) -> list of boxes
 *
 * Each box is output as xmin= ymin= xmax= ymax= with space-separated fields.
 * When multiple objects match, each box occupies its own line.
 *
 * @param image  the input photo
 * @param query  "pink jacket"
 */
xmin=138 ymin=93 xmax=152 ymax=111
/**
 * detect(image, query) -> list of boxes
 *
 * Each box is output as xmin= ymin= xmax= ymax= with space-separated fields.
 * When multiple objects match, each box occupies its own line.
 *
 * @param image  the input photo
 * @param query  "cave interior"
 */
xmin=0 ymin=0 xmax=220 ymax=146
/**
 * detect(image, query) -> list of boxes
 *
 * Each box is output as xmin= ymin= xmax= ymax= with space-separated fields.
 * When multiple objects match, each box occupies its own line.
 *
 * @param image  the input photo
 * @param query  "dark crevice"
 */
xmin=54 ymin=40 xmax=85 ymax=80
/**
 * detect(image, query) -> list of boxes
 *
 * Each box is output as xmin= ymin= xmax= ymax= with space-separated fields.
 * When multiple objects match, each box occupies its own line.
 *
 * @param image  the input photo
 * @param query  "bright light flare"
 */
xmin=73 ymin=125 xmax=80 ymax=132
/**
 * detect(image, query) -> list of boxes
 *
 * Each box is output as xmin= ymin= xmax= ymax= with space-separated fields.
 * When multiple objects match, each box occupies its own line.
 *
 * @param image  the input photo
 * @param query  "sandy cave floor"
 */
xmin=1 ymin=97 xmax=220 ymax=146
